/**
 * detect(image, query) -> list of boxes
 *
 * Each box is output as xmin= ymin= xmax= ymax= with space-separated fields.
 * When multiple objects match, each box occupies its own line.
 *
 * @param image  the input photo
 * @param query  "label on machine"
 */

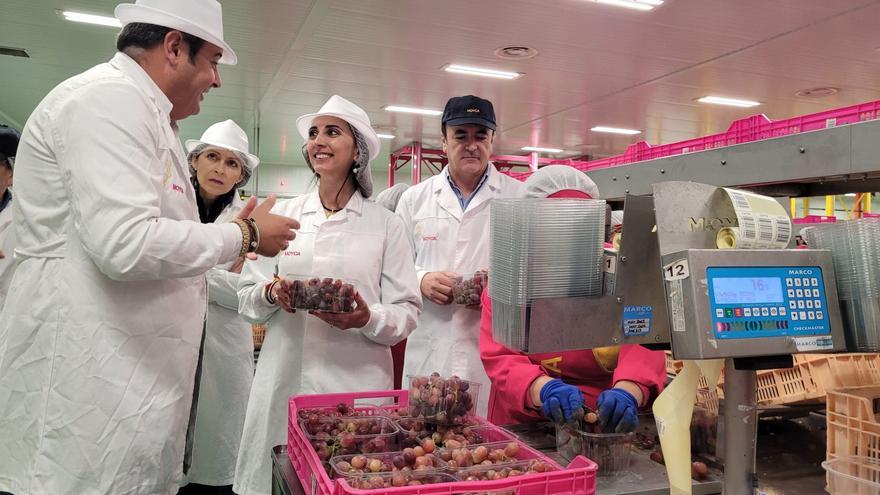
xmin=622 ymin=305 xmax=653 ymax=336
xmin=707 ymin=266 xmax=832 ymax=340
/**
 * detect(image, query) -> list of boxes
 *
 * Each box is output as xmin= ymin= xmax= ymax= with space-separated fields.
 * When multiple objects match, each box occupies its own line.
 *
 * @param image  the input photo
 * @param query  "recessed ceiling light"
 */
xmin=591 ymin=126 xmax=641 ymax=135
xmin=845 ymin=193 xmax=858 ymax=197
xmin=494 ymin=46 xmax=539 ymax=60
xmin=61 ymin=10 xmax=122 ymax=28
xmin=443 ymin=64 xmax=521 ymax=80
xmin=592 ymin=0 xmax=663 ymax=11
xmin=795 ymin=87 xmax=839 ymax=98
xmin=376 ymin=133 xmax=396 ymax=139
xmin=697 ymin=95 xmax=761 ymax=108
xmin=383 ymin=105 xmax=443 ymax=116
xmin=522 ymin=146 xmax=563 ymax=153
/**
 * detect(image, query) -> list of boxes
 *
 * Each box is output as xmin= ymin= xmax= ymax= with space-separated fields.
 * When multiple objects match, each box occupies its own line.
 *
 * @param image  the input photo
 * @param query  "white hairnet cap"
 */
xmin=375 ymin=183 xmax=410 ymax=212
xmin=523 ymin=165 xmax=601 ymax=199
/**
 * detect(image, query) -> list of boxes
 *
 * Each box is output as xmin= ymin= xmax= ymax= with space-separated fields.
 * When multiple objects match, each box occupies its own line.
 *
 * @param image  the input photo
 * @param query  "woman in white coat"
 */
xmin=233 ymin=95 xmax=422 ymax=495
xmin=179 ymin=120 xmax=259 ymax=495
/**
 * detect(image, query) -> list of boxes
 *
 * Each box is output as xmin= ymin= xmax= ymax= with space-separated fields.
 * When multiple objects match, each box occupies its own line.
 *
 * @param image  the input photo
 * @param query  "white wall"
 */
xmin=243 ymin=163 xmax=392 ymax=198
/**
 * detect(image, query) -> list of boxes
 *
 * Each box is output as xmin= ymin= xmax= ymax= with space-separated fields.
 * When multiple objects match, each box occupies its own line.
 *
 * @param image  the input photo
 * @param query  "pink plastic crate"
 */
xmin=794 ymin=215 xmax=837 ymax=224
xmin=289 ymin=390 xmax=597 ymax=495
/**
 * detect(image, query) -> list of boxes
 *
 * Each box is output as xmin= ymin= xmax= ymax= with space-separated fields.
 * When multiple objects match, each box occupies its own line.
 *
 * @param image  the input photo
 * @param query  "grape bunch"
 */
xmin=456 ymin=459 xmax=555 ymax=481
xmin=347 ymin=472 xmax=455 ymax=489
xmin=332 ymin=444 xmax=442 ymax=478
xmin=296 ymin=403 xmax=365 ymax=420
xmin=288 ymin=277 xmax=355 ymax=312
xmin=408 ymin=373 xmax=476 ymax=424
xmin=438 ymin=442 xmax=522 ymax=469
xmin=300 ymin=416 xmax=396 ymax=461
xmin=452 ymin=270 xmax=487 ymax=305
xmin=396 ymin=419 xmax=488 ymax=449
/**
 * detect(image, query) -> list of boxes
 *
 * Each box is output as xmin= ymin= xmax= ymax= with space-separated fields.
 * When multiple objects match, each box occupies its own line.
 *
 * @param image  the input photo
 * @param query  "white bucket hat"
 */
xmin=185 ymin=119 xmax=259 ymax=170
xmin=115 ymin=0 xmax=237 ymax=65
xmin=296 ymin=95 xmax=381 ymax=197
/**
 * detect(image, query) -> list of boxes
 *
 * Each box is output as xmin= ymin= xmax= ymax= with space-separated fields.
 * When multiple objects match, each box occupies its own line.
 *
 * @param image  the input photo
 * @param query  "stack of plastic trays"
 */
xmin=805 ymin=218 xmax=880 ymax=351
xmin=489 ymin=198 xmax=605 ymax=352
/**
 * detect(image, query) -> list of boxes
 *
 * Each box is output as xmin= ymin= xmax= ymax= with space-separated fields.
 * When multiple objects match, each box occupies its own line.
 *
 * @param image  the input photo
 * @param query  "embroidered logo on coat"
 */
xmin=540 ymin=357 xmax=562 ymax=376
xmin=422 ymin=235 xmax=439 ymax=241
xmin=283 ymin=251 xmax=301 ymax=256
xmin=171 ymin=184 xmax=185 ymax=194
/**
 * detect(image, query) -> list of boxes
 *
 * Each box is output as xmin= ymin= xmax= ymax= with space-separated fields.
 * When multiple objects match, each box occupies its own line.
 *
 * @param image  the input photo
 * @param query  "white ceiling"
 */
xmin=2 ymin=0 xmax=880 ymax=174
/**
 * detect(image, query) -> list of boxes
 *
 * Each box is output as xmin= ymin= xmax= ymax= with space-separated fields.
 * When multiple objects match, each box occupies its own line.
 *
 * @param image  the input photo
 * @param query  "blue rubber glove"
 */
xmin=597 ymin=388 xmax=639 ymax=433
xmin=539 ymin=379 xmax=584 ymax=423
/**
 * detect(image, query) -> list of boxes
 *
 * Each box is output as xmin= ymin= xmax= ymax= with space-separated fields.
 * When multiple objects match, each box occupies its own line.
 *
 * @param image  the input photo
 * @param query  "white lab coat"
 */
xmin=0 ymin=53 xmax=242 ymax=495
xmin=396 ymin=165 xmax=524 ymax=416
xmin=233 ymin=190 xmax=422 ymax=495
xmin=0 ymin=193 xmax=17 ymax=309
xmin=185 ymin=195 xmax=255 ymax=486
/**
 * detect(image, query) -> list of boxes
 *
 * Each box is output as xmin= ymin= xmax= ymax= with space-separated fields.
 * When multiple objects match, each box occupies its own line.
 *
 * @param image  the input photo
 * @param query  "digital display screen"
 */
xmin=712 ymin=277 xmax=784 ymax=304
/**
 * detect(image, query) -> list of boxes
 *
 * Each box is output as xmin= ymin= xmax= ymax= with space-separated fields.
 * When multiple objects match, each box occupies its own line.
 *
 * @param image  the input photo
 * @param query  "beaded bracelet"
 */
xmin=231 ymin=219 xmax=251 ymax=258
xmin=243 ymin=218 xmax=260 ymax=253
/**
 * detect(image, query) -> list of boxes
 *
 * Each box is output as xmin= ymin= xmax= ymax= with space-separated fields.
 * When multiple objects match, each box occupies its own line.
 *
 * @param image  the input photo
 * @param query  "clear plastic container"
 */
xmin=396 ymin=422 xmax=517 ymax=450
xmin=295 ymin=404 xmax=380 ymax=421
xmin=823 ymin=456 xmax=880 ymax=495
xmin=343 ymin=470 xmax=458 ymax=489
xmin=437 ymin=441 xmax=531 ymax=470
xmin=452 ymin=270 xmax=488 ymax=305
xmin=452 ymin=458 xmax=557 ymax=481
xmin=556 ymin=424 xmax=633 ymax=476
xmin=329 ymin=450 xmax=448 ymax=478
xmin=285 ymin=274 xmax=357 ymax=313
xmin=406 ymin=374 xmax=482 ymax=425
xmin=299 ymin=416 xmax=399 ymax=462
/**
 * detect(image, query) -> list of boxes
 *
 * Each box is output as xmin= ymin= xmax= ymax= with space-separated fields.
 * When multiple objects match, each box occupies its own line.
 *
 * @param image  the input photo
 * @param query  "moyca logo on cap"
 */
xmin=467 ymin=108 xmax=480 ymax=113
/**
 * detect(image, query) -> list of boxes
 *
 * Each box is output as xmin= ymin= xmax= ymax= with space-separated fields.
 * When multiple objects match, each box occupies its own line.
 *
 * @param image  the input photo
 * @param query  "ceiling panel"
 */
xmin=2 ymin=0 xmax=879 ymax=171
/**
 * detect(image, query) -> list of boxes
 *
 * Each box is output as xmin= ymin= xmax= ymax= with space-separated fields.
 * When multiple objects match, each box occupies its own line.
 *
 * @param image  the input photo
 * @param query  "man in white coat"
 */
xmin=397 ymin=95 xmax=525 ymax=416
xmin=0 ymin=125 xmax=19 ymax=309
xmin=0 ymin=1 xmax=299 ymax=494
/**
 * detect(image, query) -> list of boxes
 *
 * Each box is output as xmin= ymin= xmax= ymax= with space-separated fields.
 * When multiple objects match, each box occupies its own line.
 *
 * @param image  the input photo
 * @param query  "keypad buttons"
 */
xmin=815 ymin=300 xmax=822 ymax=309
xmin=806 ymin=300 xmax=814 ymax=309
xmin=780 ymin=307 xmax=787 ymax=316
xmin=792 ymin=312 xmax=799 ymax=321
xmin=817 ymin=311 xmax=824 ymax=320
xmin=770 ymin=307 xmax=778 ymax=316
xmin=799 ymin=311 xmax=807 ymax=320
xmin=716 ymin=308 xmax=724 ymax=318
xmin=786 ymin=278 xmax=794 ymax=287
xmin=808 ymin=311 xmax=816 ymax=320
xmin=761 ymin=307 xmax=769 ymax=317
xmin=797 ymin=300 xmax=805 ymax=309
xmin=744 ymin=308 xmax=752 ymax=317
xmin=794 ymin=278 xmax=802 ymax=286
xmin=796 ymin=288 xmax=804 ymax=298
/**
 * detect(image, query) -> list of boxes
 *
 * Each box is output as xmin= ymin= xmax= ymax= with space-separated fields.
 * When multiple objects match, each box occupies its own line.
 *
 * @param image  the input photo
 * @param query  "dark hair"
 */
xmin=116 ymin=23 xmax=205 ymax=61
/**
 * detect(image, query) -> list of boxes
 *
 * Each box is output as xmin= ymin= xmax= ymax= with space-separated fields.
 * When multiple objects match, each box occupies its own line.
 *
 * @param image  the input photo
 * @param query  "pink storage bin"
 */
xmin=288 ymin=390 xmax=597 ymax=495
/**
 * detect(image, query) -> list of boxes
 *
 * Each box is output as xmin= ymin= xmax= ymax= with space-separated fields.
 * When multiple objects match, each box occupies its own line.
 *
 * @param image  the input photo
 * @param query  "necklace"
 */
xmin=319 ymin=195 xmax=341 ymax=213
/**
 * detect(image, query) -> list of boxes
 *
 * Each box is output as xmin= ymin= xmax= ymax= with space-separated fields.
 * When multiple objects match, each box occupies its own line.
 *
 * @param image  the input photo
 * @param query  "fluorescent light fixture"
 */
xmin=522 ymin=146 xmax=563 ymax=153
xmin=383 ymin=105 xmax=443 ymax=116
xmin=590 ymin=126 xmax=641 ymax=135
xmin=443 ymin=64 xmax=521 ymax=80
xmin=697 ymin=95 xmax=761 ymax=108
xmin=845 ymin=193 xmax=857 ymax=197
xmin=62 ymin=10 xmax=122 ymax=28
xmin=594 ymin=0 xmax=662 ymax=11
xmin=376 ymin=133 xmax=396 ymax=139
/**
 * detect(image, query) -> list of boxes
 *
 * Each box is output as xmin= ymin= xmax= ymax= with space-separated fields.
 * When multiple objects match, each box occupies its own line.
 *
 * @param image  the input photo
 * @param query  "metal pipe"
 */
xmin=412 ymin=141 xmax=422 ymax=184
xmin=825 ymin=195 xmax=834 ymax=216
xmin=529 ymin=151 xmax=539 ymax=172
xmin=722 ymin=358 xmax=758 ymax=495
